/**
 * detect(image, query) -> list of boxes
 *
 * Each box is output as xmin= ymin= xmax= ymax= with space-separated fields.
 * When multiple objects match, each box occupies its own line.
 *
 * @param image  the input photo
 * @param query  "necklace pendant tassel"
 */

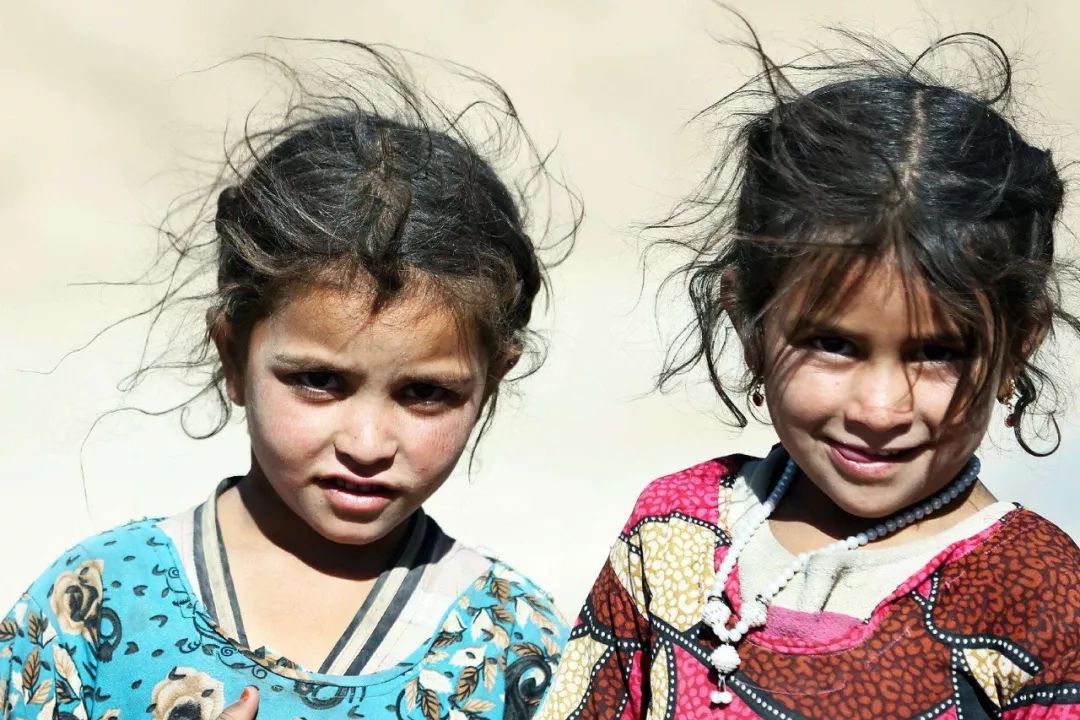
xmin=710 ymin=678 xmax=734 ymax=706
xmin=710 ymin=643 xmax=741 ymax=673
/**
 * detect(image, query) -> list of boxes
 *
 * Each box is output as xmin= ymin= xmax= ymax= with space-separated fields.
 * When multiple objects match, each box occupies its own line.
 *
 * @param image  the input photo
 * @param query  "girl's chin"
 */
xmin=828 ymin=496 xmax=911 ymax=521
xmin=306 ymin=516 xmax=402 ymax=547
xmin=799 ymin=462 xmax=920 ymax=520
xmin=816 ymin=472 xmax=928 ymax=518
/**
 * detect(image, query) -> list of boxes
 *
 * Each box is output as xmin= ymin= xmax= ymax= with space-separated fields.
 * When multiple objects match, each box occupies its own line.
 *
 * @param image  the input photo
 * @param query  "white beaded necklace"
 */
xmin=702 ymin=455 xmax=981 ymax=706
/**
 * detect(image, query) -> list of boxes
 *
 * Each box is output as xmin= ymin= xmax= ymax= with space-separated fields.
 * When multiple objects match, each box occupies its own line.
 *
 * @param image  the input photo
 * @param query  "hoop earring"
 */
xmin=999 ymin=378 xmax=1018 ymax=428
xmin=750 ymin=380 xmax=765 ymax=407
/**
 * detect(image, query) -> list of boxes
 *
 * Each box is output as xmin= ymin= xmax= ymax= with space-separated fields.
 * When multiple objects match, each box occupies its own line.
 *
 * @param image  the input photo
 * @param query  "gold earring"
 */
xmin=999 ymin=378 xmax=1017 ymax=428
xmin=750 ymin=381 xmax=765 ymax=407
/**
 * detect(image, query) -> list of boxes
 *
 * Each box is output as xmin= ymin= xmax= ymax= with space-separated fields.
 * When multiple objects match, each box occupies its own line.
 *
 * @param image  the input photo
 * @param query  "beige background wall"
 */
xmin=3 ymin=1 xmax=1079 ymax=614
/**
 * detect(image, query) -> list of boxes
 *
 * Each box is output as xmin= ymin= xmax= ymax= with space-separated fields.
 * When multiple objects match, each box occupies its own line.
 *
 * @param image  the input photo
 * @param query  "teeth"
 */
xmin=330 ymin=478 xmax=375 ymax=492
xmin=870 ymin=448 xmax=916 ymax=458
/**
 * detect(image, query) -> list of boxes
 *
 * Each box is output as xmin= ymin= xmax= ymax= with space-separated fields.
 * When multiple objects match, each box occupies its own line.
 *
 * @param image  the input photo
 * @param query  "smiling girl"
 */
xmin=0 ymin=44 xmax=572 ymax=720
xmin=537 ymin=31 xmax=1079 ymax=719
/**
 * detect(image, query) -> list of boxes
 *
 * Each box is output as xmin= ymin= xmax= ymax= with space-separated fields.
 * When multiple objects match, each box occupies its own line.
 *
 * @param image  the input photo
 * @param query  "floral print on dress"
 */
xmin=149 ymin=667 xmax=224 ymax=720
xmin=2 ymin=591 xmax=89 ymax=720
xmin=50 ymin=560 xmax=104 ymax=642
xmin=0 ymin=519 xmax=566 ymax=720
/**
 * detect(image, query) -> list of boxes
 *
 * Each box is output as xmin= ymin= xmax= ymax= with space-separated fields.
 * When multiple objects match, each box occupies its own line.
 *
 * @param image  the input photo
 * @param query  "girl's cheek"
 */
xmin=401 ymin=407 xmax=478 ymax=469
xmin=916 ymin=375 xmax=969 ymax=428
xmin=774 ymin=364 xmax=845 ymax=423
xmin=253 ymin=385 xmax=336 ymax=462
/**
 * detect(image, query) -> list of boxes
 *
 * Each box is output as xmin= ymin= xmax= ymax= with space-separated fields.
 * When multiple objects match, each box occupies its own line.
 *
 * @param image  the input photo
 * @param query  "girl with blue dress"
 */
xmin=0 ymin=42 xmax=574 ymax=720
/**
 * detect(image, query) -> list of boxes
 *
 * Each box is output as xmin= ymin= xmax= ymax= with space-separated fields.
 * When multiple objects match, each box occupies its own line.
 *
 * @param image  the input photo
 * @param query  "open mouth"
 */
xmin=316 ymin=476 xmax=398 ymax=514
xmin=319 ymin=477 xmax=396 ymax=495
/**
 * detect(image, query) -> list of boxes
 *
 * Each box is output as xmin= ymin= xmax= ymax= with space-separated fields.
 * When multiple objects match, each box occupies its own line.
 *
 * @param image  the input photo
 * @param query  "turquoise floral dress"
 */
xmin=0 ymin=517 xmax=566 ymax=720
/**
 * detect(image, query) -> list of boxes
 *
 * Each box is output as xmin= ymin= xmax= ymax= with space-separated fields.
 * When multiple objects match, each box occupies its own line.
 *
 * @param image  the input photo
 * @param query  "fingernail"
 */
xmin=240 ymin=686 xmax=254 ymax=702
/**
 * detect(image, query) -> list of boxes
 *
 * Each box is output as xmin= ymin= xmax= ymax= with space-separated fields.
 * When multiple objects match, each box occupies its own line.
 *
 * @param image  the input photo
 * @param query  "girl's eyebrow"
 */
xmin=792 ymin=320 xmax=858 ymax=338
xmin=912 ymin=332 xmax=966 ymax=345
xmin=270 ymin=352 xmax=340 ymax=370
xmin=400 ymin=372 xmax=478 ymax=390
xmin=271 ymin=353 xmax=478 ymax=387
xmin=795 ymin=321 xmax=963 ymax=344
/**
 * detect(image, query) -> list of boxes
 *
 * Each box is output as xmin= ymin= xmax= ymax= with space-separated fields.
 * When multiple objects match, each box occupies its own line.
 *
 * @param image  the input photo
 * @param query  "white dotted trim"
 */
xmin=652 ymin=639 xmax=678 ymax=720
xmin=1006 ymin=683 xmax=1080 ymax=708
xmin=913 ymin=575 xmax=1041 ymax=674
xmin=729 ymin=677 xmax=808 ymax=720
xmin=622 ymin=512 xmax=730 ymax=543
xmin=649 ymin=616 xmax=712 ymax=664
xmin=578 ymin=604 xmax=642 ymax=651
xmin=908 ymin=698 xmax=955 ymax=720
xmin=951 ymin=648 xmax=967 ymax=720
xmin=565 ymin=647 xmax=616 ymax=720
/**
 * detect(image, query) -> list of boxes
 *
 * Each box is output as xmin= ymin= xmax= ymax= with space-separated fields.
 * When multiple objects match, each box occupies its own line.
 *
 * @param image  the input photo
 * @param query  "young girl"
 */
xmin=1 ymin=44 xmax=571 ymax=720
xmin=537 ymin=31 xmax=1079 ymax=719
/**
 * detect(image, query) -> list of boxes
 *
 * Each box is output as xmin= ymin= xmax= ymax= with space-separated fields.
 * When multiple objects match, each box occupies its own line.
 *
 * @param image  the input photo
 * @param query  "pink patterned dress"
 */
xmin=536 ymin=454 xmax=1080 ymax=719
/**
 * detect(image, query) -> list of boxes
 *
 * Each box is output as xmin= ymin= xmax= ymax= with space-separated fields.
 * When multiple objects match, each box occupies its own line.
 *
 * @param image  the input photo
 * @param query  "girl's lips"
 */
xmin=316 ymin=477 xmax=398 ymax=515
xmin=826 ymin=441 xmax=923 ymax=480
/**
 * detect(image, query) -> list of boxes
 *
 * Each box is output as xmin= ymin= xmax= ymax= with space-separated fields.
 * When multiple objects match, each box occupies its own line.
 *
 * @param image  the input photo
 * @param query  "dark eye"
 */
xmin=915 ymin=344 xmax=963 ymax=363
xmin=808 ymin=336 xmax=856 ymax=356
xmin=401 ymin=383 xmax=452 ymax=404
xmin=294 ymin=371 xmax=342 ymax=393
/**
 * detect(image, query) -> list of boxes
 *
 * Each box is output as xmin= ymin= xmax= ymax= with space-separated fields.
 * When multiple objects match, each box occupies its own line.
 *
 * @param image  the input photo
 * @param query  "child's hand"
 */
xmin=217 ymin=687 xmax=259 ymax=720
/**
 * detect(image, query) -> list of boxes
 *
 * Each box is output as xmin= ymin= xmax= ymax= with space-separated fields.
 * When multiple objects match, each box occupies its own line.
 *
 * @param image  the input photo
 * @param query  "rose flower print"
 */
xmin=149 ymin=667 xmax=224 ymax=720
xmin=49 ymin=560 xmax=105 ymax=642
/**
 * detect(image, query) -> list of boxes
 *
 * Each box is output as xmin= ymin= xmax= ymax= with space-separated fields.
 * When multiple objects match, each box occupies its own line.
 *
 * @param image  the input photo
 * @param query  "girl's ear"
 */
xmin=492 ymin=346 xmax=521 ymax=384
xmin=1023 ymin=308 xmax=1052 ymax=361
xmin=208 ymin=309 xmax=246 ymax=406
xmin=481 ymin=344 xmax=522 ymax=401
xmin=998 ymin=310 xmax=1051 ymax=398
xmin=721 ymin=268 xmax=748 ymax=340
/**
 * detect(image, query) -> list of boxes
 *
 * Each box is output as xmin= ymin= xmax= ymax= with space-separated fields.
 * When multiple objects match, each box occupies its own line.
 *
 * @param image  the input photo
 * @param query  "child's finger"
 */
xmin=216 ymin=686 xmax=259 ymax=720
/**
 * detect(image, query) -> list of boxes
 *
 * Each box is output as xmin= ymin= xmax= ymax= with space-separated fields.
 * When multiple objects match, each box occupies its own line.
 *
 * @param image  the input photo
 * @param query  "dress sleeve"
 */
xmin=499 ymin=573 xmax=570 ymax=720
xmin=533 ymin=519 xmax=654 ymax=720
xmin=1 ymin=562 xmax=97 ymax=720
xmin=415 ymin=564 xmax=567 ymax=720
xmin=0 ymin=546 xmax=108 ymax=720
xmin=993 ymin=514 xmax=1080 ymax=719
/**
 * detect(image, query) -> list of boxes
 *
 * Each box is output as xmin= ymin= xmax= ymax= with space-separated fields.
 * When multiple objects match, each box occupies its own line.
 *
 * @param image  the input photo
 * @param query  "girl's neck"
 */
xmin=769 ymin=468 xmax=997 ymax=555
xmin=216 ymin=467 xmax=409 ymax=580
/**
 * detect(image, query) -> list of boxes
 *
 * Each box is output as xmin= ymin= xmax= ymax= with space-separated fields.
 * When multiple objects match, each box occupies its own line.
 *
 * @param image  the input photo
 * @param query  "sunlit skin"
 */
xmin=208 ymin=280 xmax=493 ymax=668
xmin=759 ymin=262 xmax=1005 ymax=553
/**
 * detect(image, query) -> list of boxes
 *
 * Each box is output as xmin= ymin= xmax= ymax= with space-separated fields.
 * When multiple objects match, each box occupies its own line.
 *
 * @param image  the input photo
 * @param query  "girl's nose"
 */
xmin=845 ymin=361 xmax=915 ymax=433
xmin=335 ymin=400 xmax=398 ymax=467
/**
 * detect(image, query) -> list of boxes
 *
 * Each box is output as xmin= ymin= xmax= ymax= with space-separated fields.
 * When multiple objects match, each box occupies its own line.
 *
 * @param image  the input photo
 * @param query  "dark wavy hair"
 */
xmin=107 ymin=41 xmax=579 ymax=445
xmin=656 ymin=26 xmax=1077 ymax=455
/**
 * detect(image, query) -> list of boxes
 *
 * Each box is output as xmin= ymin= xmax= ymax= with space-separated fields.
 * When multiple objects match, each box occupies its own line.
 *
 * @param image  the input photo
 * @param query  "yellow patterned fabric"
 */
xmin=637 ymin=518 xmax=717 ymax=632
xmin=963 ymin=647 xmax=1034 ymax=707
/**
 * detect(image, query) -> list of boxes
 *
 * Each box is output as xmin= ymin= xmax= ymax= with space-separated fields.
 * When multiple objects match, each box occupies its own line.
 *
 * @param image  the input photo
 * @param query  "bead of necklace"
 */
xmin=703 ymin=455 xmax=981 ymax=706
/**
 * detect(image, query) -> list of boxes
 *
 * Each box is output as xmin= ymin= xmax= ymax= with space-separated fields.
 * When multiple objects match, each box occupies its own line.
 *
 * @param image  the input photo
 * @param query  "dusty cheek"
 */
xmin=247 ymin=394 xmax=332 ymax=474
xmin=403 ymin=415 xmax=476 ymax=487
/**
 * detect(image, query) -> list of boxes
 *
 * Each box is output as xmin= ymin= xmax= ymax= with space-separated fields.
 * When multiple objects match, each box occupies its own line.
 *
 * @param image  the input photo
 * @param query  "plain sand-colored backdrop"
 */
xmin=3 ymin=0 xmax=1080 ymax=614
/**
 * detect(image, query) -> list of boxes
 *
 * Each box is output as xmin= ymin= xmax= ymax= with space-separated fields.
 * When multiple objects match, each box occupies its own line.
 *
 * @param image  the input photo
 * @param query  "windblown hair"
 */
xmin=121 ymin=41 xmax=579 ymax=441
xmin=656 ymin=25 xmax=1077 ymax=455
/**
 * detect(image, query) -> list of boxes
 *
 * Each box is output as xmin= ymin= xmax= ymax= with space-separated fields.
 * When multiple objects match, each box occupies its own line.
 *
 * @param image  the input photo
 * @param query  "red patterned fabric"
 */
xmin=536 ymin=456 xmax=1080 ymax=719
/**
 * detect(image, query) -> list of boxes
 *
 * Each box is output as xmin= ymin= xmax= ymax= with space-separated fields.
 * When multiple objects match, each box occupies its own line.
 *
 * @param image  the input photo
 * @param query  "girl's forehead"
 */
xmin=265 ymin=281 xmax=483 ymax=363
xmin=770 ymin=258 xmax=962 ymax=337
